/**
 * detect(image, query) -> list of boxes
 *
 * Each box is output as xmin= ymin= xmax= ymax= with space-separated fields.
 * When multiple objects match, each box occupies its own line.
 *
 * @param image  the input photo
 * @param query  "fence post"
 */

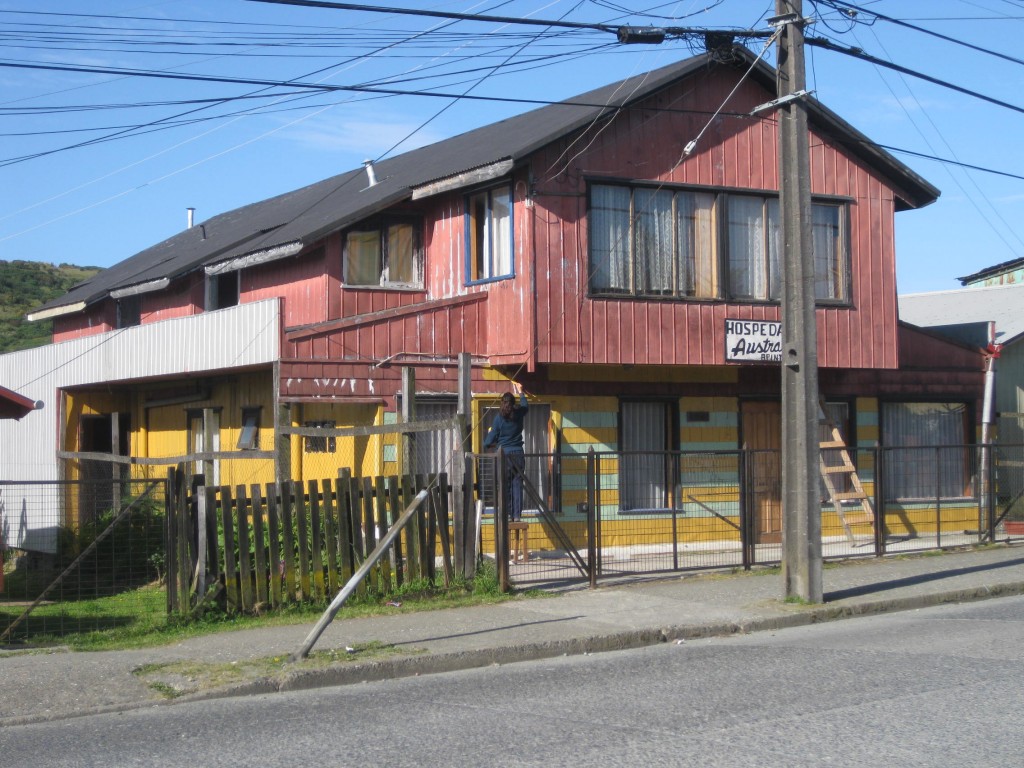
xmin=453 ymin=352 xmax=472 ymax=578
xmin=496 ymin=448 xmax=509 ymax=592
xmin=739 ymin=445 xmax=752 ymax=570
xmin=986 ymin=443 xmax=997 ymax=542
xmin=462 ymin=454 xmax=478 ymax=579
xmin=873 ymin=443 xmax=885 ymax=556
xmin=165 ymin=466 xmax=179 ymax=614
xmin=587 ymin=448 xmax=597 ymax=589
xmin=934 ymin=446 xmax=942 ymax=549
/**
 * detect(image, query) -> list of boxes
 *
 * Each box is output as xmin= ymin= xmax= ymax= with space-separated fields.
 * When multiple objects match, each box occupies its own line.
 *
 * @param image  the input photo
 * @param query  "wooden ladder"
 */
xmin=818 ymin=400 xmax=875 ymax=545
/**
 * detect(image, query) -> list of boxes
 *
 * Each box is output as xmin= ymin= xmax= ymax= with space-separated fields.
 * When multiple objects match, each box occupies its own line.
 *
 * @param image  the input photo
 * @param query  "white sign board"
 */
xmin=725 ymin=319 xmax=782 ymax=362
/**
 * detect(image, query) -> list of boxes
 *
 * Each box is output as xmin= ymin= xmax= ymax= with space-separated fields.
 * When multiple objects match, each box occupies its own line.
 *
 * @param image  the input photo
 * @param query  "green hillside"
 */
xmin=0 ymin=260 xmax=102 ymax=352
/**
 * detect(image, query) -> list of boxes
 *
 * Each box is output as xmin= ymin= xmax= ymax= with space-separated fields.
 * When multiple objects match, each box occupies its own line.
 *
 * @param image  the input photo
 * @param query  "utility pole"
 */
xmin=775 ymin=0 xmax=823 ymax=603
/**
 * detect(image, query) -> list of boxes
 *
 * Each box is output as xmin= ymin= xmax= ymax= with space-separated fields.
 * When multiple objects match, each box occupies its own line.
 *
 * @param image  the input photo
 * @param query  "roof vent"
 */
xmin=187 ymin=207 xmax=196 ymax=228
xmin=363 ymin=159 xmax=377 ymax=187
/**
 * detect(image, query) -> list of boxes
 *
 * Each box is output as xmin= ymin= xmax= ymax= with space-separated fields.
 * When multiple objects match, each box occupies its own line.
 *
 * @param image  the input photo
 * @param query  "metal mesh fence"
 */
xmin=485 ymin=444 xmax=1006 ymax=588
xmin=0 ymin=479 xmax=167 ymax=645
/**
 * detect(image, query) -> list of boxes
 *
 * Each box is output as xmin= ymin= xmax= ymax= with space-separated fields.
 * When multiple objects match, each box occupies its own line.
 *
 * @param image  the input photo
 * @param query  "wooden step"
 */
xmin=821 ymin=463 xmax=857 ymax=475
xmin=830 ymin=490 xmax=870 ymax=503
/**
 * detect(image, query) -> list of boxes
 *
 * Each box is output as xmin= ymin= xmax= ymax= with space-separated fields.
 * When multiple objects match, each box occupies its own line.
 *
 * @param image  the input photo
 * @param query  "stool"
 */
xmin=509 ymin=521 xmax=529 ymax=563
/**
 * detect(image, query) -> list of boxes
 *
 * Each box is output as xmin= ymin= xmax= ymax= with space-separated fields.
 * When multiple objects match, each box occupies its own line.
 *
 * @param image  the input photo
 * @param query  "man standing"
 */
xmin=484 ymin=382 xmax=528 ymax=521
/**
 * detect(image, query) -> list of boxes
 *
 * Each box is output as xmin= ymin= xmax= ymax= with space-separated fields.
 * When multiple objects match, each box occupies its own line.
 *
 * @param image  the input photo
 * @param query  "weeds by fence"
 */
xmin=0 ymin=479 xmax=167 ymax=644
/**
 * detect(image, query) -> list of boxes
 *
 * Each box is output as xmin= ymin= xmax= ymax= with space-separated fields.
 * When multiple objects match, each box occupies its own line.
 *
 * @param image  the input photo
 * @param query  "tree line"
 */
xmin=0 ymin=260 xmax=101 ymax=353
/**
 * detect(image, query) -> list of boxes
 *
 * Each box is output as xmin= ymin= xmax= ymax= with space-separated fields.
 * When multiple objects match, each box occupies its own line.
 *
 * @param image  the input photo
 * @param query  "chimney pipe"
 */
xmin=363 ymin=159 xmax=377 ymax=187
xmin=187 ymin=207 xmax=195 ymax=228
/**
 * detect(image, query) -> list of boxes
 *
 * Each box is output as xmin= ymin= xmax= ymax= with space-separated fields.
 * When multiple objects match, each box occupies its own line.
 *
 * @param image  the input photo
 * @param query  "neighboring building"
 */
xmin=958 ymin=257 xmax=1024 ymax=288
xmin=0 ymin=47 xmax=986 ymax=551
xmin=901 ymin=281 xmax=1024 ymax=445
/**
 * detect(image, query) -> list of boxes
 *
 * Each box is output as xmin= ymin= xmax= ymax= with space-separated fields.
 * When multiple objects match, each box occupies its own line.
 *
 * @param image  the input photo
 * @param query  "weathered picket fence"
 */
xmin=166 ymin=469 xmax=455 ymax=615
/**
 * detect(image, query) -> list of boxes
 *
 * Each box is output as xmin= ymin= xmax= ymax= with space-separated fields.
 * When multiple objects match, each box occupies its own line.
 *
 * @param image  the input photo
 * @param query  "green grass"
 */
xmin=133 ymin=640 xmax=419 ymax=699
xmin=1 ymin=559 xmax=517 ymax=652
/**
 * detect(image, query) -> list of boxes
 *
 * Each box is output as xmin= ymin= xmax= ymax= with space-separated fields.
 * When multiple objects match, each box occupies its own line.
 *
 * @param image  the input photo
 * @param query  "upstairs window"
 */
xmin=205 ymin=272 xmax=239 ymax=310
xmin=589 ymin=182 xmax=848 ymax=303
xmin=726 ymin=195 xmax=781 ymax=300
xmin=116 ymin=296 xmax=141 ymax=328
xmin=591 ymin=185 xmax=718 ymax=298
xmin=345 ymin=218 xmax=422 ymax=288
xmin=467 ymin=185 xmax=513 ymax=282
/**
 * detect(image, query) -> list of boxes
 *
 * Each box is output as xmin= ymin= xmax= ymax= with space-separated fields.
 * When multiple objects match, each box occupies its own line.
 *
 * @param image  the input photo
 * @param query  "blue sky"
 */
xmin=1 ymin=0 xmax=1022 ymax=294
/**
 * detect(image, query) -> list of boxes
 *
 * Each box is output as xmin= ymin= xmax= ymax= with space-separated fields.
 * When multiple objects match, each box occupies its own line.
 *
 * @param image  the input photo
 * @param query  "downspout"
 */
xmin=980 ymin=321 xmax=1000 ymax=532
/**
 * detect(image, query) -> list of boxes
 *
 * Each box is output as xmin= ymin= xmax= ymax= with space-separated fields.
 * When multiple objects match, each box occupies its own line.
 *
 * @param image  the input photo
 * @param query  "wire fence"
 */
xmin=4 ymin=441 xmax=1022 ymax=642
xmin=0 ymin=479 xmax=168 ymax=644
xmin=479 ymin=443 xmax=1024 ymax=588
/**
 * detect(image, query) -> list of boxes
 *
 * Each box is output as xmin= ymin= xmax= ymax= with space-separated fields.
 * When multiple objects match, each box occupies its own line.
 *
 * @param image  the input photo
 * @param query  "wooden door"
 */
xmin=741 ymin=401 xmax=782 ymax=544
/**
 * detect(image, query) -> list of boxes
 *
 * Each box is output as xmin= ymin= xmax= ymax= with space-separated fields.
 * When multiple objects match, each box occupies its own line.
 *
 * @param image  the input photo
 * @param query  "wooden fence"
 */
xmin=166 ymin=469 xmax=456 ymax=615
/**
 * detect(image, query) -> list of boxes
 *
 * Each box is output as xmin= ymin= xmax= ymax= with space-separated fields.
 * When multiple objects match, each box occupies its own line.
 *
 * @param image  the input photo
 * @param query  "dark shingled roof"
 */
xmin=34 ymin=48 xmax=940 ymax=316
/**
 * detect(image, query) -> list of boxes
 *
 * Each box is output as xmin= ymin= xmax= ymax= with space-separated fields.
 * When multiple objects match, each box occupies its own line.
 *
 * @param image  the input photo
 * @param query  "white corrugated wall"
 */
xmin=0 ymin=299 xmax=280 ymax=483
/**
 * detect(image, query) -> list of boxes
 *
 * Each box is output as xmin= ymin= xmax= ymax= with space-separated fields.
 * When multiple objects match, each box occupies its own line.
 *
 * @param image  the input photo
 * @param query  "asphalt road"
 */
xmin=5 ymin=595 xmax=1024 ymax=767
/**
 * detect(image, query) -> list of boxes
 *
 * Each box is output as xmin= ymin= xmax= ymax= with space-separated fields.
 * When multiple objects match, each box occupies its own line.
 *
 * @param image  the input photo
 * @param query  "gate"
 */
xmin=473 ymin=451 xmax=592 ymax=590
xmin=477 ymin=444 xmax=1011 ymax=590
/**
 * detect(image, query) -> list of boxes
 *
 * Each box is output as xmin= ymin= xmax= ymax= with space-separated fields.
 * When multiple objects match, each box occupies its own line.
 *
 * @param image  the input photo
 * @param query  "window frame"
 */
xmin=237 ymin=406 xmax=261 ymax=451
xmin=303 ymin=420 xmax=337 ymax=454
xmin=617 ymin=398 xmax=680 ymax=513
xmin=343 ymin=216 xmax=423 ymax=289
xmin=587 ymin=180 xmax=851 ymax=305
xmin=116 ymin=296 xmax=141 ymax=328
xmin=465 ymin=183 xmax=514 ymax=284
xmin=206 ymin=271 xmax=240 ymax=311
xmin=880 ymin=400 xmax=973 ymax=501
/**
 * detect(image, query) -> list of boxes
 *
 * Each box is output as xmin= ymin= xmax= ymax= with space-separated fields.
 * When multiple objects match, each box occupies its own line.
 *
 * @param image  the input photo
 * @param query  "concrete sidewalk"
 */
xmin=3 ymin=544 xmax=1024 ymax=727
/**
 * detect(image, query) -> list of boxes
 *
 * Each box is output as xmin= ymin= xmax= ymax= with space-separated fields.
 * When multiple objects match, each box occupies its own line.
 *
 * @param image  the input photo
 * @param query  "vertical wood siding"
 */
xmin=528 ymin=69 xmax=905 ymax=370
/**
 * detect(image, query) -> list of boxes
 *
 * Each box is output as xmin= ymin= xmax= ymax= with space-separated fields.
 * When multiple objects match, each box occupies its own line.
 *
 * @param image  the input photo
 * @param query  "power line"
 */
xmin=245 ymin=0 xmax=773 ymax=39
xmin=805 ymin=35 xmax=1024 ymax=117
xmin=813 ymin=0 xmax=1024 ymax=67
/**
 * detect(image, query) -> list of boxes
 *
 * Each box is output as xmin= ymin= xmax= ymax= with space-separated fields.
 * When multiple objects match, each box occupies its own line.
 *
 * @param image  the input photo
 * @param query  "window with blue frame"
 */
xmin=466 ymin=185 xmax=512 ymax=282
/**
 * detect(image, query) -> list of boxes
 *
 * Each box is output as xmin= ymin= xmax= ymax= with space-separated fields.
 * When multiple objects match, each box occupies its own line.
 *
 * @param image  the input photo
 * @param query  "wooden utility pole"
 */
xmin=775 ymin=0 xmax=823 ymax=602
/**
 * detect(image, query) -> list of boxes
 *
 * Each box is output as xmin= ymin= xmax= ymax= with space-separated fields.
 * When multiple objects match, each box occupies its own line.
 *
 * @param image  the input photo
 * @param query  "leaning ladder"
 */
xmin=818 ymin=400 xmax=875 ymax=545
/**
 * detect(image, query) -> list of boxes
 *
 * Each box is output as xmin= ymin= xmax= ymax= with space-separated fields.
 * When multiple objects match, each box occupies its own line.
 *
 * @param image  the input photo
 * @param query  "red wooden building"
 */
xmin=13 ymin=47 xmax=984 ymax=543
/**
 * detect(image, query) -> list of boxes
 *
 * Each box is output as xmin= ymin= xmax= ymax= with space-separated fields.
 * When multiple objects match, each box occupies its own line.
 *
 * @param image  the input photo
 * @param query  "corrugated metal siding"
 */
xmin=0 ymin=299 xmax=280 ymax=482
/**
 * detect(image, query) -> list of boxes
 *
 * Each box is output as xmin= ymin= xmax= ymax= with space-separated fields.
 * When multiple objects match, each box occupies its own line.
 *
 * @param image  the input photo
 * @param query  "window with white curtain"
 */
xmin=467 ymin=185 xmax=513 ymax=282
xmin=588 ymin=182 xmax=847 ymax=302
xmin=591 ymin=184 xmax=718 ymax=298
xmin=812 ymin=203 xmax=845 ymax=300
xmin=881 ymin=402 xmax=970 ymax=499
xmin=344 ymin=218 xmax=422 ymax=288
xmin=620 ymin=400 xmax=674 ymax=511
xmin=726 ymin=195 xmax=780 ymax=300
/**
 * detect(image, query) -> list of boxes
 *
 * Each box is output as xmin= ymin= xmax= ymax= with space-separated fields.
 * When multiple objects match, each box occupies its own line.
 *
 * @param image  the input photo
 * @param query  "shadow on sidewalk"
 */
xmin=825 ymin=557 xmax=1024 ymax=602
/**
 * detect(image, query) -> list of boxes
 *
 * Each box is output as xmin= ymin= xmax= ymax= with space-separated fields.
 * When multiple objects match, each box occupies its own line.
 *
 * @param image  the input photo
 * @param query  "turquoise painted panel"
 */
xmin=562 ymin=474 xmax=619 ymax=491
xmin=383 ymin=445 xmax=397 ymax=462
xmin=680 ymin=411 xmax=737 ymax=429
xmin=562 ymin=411 xmax=618 ymax=429
xmin=561 ymin=441 xmax=618 ymax=454
xmin=679 ymin=441 xmax=737 ymax=452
